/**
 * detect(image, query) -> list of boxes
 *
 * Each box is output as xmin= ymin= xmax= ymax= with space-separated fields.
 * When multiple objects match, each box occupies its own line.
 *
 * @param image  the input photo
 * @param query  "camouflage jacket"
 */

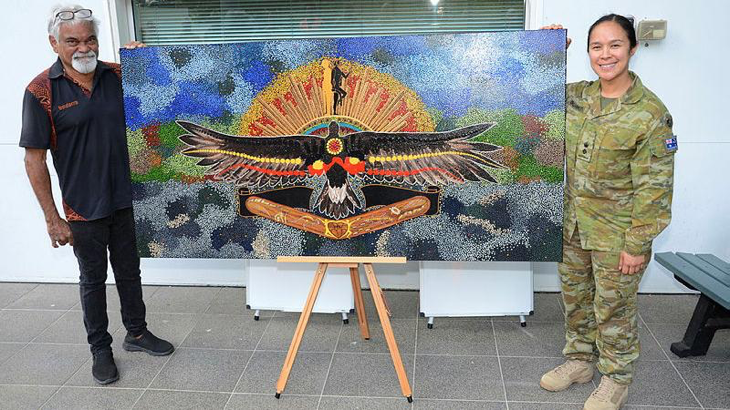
xmin=564 ymin=72 xmax=676 ymax=255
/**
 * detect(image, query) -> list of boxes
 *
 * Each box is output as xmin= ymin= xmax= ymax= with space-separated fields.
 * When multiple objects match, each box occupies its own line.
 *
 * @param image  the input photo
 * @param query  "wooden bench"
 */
xmin=654 ymin=252 xmax=730 ymax=357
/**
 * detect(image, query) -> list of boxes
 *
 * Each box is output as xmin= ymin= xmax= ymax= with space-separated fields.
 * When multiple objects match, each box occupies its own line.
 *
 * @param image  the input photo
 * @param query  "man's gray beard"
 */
xmin=72 ymin=51 xmax=97 ymax=74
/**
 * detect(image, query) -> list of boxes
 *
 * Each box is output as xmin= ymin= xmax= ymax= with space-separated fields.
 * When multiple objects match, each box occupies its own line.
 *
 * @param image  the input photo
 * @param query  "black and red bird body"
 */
xmin=177 ymin=120 xmax=506 ymax=219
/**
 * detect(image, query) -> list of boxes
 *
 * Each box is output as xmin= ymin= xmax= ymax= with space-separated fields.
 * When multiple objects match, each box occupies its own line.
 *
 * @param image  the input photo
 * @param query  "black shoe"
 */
xmin=92 ymin=350 xmax=119 ymax=385
xmin=122 ymin=330 xmax=174 ymax=356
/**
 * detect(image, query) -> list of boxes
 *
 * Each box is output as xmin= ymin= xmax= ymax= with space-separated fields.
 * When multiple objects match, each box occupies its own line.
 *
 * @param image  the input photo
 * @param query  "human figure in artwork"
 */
xmin=539 ymin=16 xmax=676 ymax=410
xmin=20 ymin=4 xmax=173 ymax=385
xmin=331 ymin=59 xmax=349 ymax=114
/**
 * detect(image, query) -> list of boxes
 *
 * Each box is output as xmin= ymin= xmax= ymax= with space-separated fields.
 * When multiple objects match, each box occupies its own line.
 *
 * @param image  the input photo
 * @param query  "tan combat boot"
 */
xmin=583 ymin=376 xmax=628 ymax=410
xmin=539 ymin=359 xmax=594 ymax=391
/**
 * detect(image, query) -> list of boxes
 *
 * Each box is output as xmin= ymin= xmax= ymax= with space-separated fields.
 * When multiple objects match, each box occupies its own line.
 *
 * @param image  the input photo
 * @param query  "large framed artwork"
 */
xmin=122 ymin=30 xmax=566 ymax=261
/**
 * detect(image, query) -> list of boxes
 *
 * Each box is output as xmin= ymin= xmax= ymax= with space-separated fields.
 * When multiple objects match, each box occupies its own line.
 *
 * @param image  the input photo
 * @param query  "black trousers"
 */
xmin=69 ymin=207 xmax=147 ymax=354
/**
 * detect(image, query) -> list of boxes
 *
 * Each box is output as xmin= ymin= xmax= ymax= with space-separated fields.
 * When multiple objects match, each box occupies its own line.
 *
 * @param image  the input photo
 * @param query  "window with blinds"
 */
xmin=131 ymin=0 xmax=525 ymax=45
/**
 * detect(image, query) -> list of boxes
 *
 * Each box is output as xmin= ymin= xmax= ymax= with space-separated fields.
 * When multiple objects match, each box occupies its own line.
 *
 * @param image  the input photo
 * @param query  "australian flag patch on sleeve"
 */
xmin=664 ymin=135 xmax=678 ymax=151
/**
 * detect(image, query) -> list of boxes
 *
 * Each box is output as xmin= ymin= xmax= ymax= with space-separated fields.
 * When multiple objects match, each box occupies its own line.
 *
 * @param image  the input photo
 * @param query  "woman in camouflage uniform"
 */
xmin=540 ymin=15 xmax=677 ymax=410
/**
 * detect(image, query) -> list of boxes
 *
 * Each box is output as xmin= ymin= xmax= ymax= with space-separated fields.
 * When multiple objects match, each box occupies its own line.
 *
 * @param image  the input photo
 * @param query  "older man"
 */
xmin=20 ymin=5 xmax=173 ymax=385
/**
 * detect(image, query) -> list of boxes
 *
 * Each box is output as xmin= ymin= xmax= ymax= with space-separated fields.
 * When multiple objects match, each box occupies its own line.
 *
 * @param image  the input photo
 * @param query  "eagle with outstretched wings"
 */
xmin=177 ymin=120 xmax=507 ymax=219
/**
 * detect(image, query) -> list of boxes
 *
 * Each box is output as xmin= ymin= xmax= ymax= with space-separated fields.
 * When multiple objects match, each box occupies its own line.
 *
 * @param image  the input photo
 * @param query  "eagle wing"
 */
xmin=345 ymin=123 xmax=506 ymax=185
xmin=176 ymin=120 xmax=324 ymax=188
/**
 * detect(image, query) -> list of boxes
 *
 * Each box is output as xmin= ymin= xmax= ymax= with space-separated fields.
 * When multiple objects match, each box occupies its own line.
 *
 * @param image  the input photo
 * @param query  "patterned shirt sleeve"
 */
xmin=624 ymin=110 xmax=676 ymax=255
xmin=19 ymin=89 xmax=52 ymax=149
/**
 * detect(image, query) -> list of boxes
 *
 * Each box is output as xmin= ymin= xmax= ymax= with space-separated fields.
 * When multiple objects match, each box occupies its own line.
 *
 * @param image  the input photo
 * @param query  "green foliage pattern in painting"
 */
xmin=130 ymin=117 xmax=242 ymax=183
xmin=158 ymin=122 xmax=187 ymax=149
xmin=543 ymin=109 xmax=566 ymax=140
xmin=518 ymin=155 xmax=563 ymax=183
xmin=458 ymin=108 xmax=525 ymax=148
xmin=127 ymin=128 xmax=145 ymax=159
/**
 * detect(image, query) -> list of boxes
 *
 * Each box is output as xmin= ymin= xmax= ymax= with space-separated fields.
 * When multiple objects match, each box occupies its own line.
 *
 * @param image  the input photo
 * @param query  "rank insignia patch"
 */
xmin=664 ymin=113 xmax=673 ymax=128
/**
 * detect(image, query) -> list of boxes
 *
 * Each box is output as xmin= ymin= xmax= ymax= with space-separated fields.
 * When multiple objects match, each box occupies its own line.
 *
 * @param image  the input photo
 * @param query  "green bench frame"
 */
xmin=654 ymin=252 xmax=730 ymax=357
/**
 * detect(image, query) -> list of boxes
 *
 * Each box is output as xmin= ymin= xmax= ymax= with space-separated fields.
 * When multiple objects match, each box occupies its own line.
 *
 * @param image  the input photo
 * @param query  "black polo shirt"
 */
xmin=19 ymin=58 xmax=132 ymax=221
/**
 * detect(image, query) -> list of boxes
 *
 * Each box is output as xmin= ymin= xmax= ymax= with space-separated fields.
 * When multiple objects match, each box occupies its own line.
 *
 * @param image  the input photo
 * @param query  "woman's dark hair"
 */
xmin=587 ymin=14 xmax=637 ymax=51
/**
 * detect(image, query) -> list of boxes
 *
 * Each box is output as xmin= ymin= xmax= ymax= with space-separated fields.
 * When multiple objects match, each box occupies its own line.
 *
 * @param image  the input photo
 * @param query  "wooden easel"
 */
xmin=274 ymin=256 xmax=412 ymax=402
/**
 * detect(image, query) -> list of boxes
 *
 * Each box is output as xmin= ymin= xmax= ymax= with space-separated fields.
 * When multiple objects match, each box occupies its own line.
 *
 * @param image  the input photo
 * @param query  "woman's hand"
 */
xmin=540 ymin=24 xmax=572 ymax=49
xmin=619 ymin=251 xmax=645 ymax=275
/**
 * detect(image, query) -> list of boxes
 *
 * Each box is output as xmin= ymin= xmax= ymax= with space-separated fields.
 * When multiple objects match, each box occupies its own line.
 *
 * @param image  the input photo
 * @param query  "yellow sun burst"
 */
xmin=239 ymin=58 xmax=435 ymax=137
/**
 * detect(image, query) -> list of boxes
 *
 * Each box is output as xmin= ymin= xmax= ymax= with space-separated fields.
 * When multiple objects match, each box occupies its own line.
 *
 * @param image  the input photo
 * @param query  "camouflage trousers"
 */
xmin=558 ymin=230 xmax=649 ymax=385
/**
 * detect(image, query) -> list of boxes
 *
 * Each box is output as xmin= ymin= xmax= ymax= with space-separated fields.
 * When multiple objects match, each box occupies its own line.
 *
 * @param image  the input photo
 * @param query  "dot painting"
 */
xmin=121 ymin=31 xmax=567 ymax=261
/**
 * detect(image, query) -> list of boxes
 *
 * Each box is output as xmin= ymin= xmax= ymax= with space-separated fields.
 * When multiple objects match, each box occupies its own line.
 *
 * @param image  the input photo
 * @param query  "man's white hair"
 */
xmin=47 ymin=4 xmax=100 ymax=40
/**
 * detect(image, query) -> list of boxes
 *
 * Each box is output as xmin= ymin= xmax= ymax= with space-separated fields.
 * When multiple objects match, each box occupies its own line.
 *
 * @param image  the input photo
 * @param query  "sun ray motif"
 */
xmin=239 ymin=58 xmax=435 ymax=138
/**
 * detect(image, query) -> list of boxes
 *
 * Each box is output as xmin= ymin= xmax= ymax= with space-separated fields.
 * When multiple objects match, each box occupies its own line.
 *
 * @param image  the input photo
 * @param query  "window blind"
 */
xmin=132 ymin=0 xmax=525 ymax=45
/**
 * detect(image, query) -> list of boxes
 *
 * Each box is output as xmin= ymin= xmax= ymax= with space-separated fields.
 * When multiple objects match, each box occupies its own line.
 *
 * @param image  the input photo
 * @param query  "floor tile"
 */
xmin=0 ymin=342 xmax=25 ymax=364
xmin=337 ymin=319 xmax=416 ymax=355
xmin=0 ymin=385 xmax=57 ymax=410
xmin=134 ymin=389 xmax=230 ymax=409
xmin=494 ymin=292 xmax=564 ymax=323
xmin=625 ymin=361 xmax=701 ymax=407
xmin=413 ymin=399 xmax=506 ymax=409
xmin=256 ymin=314 xmax=342 ymax=353
xmin=324 ymin=353 xmax=414 ymax=398
xmin=226 ymin=393 xmax=319 ymax=409
xmin=494 ymin=321 xmax=565 ymax=358
xmin=114 ymin=312 xmax=200 ymax=348
xmin=235 ymin=351 xmax=331 ymax=395
xmin=150 ymin=348 xmax=251 ymax=392
xmin=319 ymin=396 xmax=413 ymax=409
xmin=0 ymin=310 xmax=64 ymax=343
xmin=647 ymin=323 xmax=730 ymax=362
xmin=414 ymin=355 xmax=502 ymax=401
xmin=416 ymin=318 xmax=496 ymax=356
xmin=639 ymin=294 xmax=699 ymax=324
xmin=5 ymin=284 xmax=79 ymax=310
xmin=365 ymin=290 xmax=419 ymax=320
xmin=182 ymin=313 xmax=270 ymax=350
xmin=34 ymin=310 xmax=123 ymax=345
xmin=636 ymin=322 xmax=668 ymax=361
xmin=41 ymin=386 xmax=143 ymax=409
xmin=205 ymin=287 xmax=248 ymax=314
xmin=500 ymin=357 xmax=596 ymax=404
xmin=0 ymin=283 xmax=37 ymax=308
xmin=0 ymin=343 xmax=89 ymax=385
xmin=144 ymin=286 xmax=221 ymax=313
xmin=674 ymin=361 xmax=730 ymax=408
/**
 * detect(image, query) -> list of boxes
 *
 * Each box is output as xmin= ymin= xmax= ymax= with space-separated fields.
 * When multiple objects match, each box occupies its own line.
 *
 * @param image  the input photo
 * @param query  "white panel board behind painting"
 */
xmin=420 ymin=261 xmax=533 ymax=318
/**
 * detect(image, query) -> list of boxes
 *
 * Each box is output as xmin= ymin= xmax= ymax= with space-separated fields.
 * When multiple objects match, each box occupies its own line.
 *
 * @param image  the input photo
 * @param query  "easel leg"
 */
xmin=275 ymin=262 xmax=328 ymax=398
xmin=363 ymin=263 xmax=413 ymax=402
xmin=350 ymin=266 xmax=370 ymax=340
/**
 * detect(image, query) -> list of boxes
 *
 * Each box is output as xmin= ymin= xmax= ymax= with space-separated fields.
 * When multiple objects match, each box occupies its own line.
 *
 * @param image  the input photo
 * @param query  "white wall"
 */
xmin=1 ymin=0 xmax=727 ymax=292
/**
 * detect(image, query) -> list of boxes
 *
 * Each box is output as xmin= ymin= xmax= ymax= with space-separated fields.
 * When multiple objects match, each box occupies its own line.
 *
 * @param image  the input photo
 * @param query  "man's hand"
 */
xmin=123 ymin=41 xmax=146 ymax=49
xmin=47 ymin=216 xmax=74 ymax=248
xmin=540 ymin=24 xmax=572 ymax=49
xmin=619 ymin=251 xmax=645 ymax=275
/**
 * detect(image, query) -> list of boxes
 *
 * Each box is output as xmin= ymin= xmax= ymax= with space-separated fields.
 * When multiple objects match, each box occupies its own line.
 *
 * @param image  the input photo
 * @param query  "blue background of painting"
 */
xmin=121 ymin=30 xmax=565 ymax=131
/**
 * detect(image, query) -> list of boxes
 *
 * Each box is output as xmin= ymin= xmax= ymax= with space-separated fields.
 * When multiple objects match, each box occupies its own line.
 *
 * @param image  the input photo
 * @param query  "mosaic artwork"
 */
xmin=122 ymin=30 xmax=566 ymax=261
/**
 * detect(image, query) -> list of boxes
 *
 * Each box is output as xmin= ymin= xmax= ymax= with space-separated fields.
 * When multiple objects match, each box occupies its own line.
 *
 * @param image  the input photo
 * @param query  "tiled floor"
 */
xmin=0 ymin=283 xmax=728 ymax=409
